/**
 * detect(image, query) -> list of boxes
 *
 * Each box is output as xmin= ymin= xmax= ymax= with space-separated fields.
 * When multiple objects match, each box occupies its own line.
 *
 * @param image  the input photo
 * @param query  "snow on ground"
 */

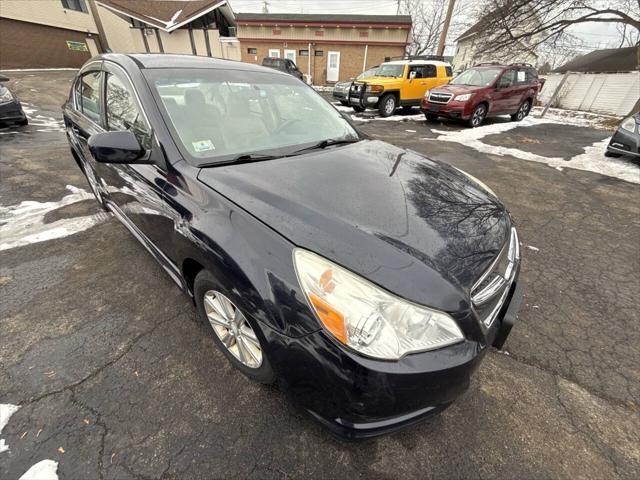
xmin=18 ymin=460 xmax=59 ymax=480
xmin=0 ymin=185 xmax=111 ymax=251
xmin=431 ymin=117 xmax=640 ymax=184
xmin=529 ymin=106 xmax=621 ymax=130
xmin=21 ymin=103 xmax=65 ymax=133
xmin=1 ymin=403 xmax=20 ymax=453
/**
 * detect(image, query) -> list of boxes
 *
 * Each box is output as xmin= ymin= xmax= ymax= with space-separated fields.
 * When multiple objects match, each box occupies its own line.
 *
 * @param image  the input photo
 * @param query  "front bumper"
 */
xmin=0 ymin=100 xmax=27 ymax=126
xmin=332 ymin=90 xmax=348 ymax=101
xmin=421 ymin=98 xmax=472 ymax=120
xmin=607 ymin=127 xmax=640 ymax=158
xmin=263 ymin=278 xmax=523 ymax=439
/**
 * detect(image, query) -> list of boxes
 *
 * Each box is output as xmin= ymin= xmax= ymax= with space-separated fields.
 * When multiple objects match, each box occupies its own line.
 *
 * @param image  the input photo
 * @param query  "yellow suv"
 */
xmin=349 ymin=58 xmax=453 ymax=117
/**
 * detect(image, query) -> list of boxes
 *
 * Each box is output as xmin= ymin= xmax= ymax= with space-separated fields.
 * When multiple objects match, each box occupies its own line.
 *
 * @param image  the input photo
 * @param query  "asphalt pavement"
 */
xmin=1 ymin=71 xmax=639 ymax=479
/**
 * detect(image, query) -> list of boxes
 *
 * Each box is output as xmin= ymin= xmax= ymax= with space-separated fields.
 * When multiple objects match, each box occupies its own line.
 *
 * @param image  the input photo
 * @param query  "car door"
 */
xmin=491 ymin=69 xmax=517 ymax=113
xmin=401 ymin=65 xmax=424 ymax=101
xmin=95 ymin=63 xmax=176 ymax=258
xmin=64 ymin=67 xmax=109 ymax=203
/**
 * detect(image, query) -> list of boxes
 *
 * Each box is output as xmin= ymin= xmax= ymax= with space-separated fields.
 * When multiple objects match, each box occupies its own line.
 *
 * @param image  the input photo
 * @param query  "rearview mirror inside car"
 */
xmin=88 ymin=131 xmax=148 ymax=164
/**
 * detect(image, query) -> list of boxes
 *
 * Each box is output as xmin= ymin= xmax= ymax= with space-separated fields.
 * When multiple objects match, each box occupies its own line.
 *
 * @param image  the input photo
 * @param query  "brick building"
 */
xmin=0 ymin=0 xmax=102 ymax=69
xmin=0 ymin=0 xmax=241 ymax=69
xmin=236 ymin=13 xmax=412 ymax=85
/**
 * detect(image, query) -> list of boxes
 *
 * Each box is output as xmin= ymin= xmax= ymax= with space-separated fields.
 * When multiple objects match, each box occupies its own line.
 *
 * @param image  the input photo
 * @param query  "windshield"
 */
xmin=357 ymin=67 xmax=378 ymax=80
xmin=375 ymin=64 xmax=405 ymax=78
xmin=450 ymin=68 xmax=502 ymax=86
xmin=145 ymin=68 xmax=358 ymax=165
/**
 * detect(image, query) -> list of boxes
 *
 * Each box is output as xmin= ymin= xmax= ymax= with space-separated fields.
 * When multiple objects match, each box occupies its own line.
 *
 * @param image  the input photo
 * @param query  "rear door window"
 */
xmin=80 ymin=71 xmax=102 ymax=124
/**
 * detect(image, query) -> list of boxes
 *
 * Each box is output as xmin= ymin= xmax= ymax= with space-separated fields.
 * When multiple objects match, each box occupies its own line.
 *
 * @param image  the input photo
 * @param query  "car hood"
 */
xmin=356 ymin=76 xmax=403 ymax=86
xmin=432 ymin=84 xmax=488 ymax=95
xmin=197 ymin=140 xmax=510 ymax=311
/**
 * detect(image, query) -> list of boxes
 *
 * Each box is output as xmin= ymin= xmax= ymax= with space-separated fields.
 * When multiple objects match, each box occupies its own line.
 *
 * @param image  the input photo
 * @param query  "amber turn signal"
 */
xmin=309 ymin=293 xmax=347 ymax=344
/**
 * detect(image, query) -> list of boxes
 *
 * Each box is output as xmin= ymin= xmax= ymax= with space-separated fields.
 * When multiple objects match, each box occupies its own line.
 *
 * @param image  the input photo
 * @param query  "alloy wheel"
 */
xmin=203 ymin=290 xmax=263 ymax=368
xmin=516 ymin=102 xmax=528 ymax=121
xmin=384 ymin=97 xmax=396 ymax=115
xmin=472 ymin=105 xmax=486 ymax=126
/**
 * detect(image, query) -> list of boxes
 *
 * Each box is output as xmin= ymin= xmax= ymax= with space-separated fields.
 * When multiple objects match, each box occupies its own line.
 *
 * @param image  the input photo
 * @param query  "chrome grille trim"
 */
xmin=428 ymin=92 xmax=453 ymax=104
xmin=472 ymin=227 xmax=520 ymax=327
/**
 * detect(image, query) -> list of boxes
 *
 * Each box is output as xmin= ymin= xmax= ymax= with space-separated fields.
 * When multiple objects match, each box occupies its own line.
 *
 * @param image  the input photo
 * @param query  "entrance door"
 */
xmin=327 ymin=51 xmax=340 ymax=82
xmin=284 ymin=49 xmax=296 ymax=65
xmin=268 ymin=48 xmax=280 ymax=58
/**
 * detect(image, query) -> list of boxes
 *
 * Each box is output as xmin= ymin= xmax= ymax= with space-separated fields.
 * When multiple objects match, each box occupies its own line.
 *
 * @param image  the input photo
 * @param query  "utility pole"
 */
xmin=436 ymin=0 xmax=456 ymax=56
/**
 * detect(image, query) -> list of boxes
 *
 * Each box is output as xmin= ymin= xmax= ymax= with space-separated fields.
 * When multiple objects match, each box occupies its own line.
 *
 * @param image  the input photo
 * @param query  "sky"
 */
xmin=229 ymin=0 xmax=631 ymax=56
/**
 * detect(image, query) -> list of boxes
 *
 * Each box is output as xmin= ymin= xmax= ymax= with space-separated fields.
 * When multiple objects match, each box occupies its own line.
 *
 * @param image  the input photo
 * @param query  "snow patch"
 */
xmin=530 ymin=106 xmax=620 ymax=130
xmin=431 ymin=117 xmax=640 ymax=184
xmin=21 ymin=103 xmax=64 ymax=132
xmin=526 ymin=245 xmax=540 ymax=251
xmin=0 ymin=185 xmax=111 ymax=251
xmin=1 ymin=403 xmax=20 ymax=453
xmin=148 ymin=9 xmax=183 ymax=29
xmin=19 ymin=460 xmax=59 ymax=480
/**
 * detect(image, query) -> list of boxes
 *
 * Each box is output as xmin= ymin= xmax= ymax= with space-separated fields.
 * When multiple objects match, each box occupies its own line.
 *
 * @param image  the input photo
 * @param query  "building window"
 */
xmin=299 ymin=49 xmax=309 ymax=56
xmin=247 ymin=48 xmax=257 ymax=54
xmin=61 ymin=0 xmax=88 ymax=13
xmin=314 ymin=50 xmax=323 ymax=56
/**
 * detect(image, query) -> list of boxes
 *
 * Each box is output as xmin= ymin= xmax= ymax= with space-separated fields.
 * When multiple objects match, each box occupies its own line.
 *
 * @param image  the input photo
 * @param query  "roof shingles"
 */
xmin=96 ymin=0 xmax=225 ymax=31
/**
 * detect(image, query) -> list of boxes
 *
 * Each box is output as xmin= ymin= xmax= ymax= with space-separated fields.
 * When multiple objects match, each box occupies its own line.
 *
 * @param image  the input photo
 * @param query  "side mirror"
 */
xmin=88 ymin=131 xmax=147 ymax=164
xmin=409 ymin=71 xmax=416 ymax=82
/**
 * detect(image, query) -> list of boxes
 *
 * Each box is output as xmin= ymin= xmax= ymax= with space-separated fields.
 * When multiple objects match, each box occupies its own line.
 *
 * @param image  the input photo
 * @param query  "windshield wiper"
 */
xmin=288 ymin=138 xmax=360 ymax=156
xmin=230 ymin=153 xmax=279 ymax=163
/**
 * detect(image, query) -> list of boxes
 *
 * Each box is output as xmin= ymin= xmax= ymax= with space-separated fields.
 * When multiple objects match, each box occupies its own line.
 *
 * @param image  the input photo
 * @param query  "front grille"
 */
xmin=471 ymin=228 xmax=520 ymax=327
xmin=429 ymin=92 xmax=453 ymax=104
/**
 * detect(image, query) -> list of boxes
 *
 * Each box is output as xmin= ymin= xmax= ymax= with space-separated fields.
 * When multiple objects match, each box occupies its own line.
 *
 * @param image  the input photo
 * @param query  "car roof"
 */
xmin=381 ymin=60 xmax=451 ymax=67
xmin=98 ymin=53 xmax=286 ymax=75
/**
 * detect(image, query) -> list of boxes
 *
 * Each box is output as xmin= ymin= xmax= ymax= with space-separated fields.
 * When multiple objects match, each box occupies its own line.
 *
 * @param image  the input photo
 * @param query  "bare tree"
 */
xmin=474 ymin=0 xmax=640 ymax=57
xmin=400 ymin=0 xmax=470 ymax=56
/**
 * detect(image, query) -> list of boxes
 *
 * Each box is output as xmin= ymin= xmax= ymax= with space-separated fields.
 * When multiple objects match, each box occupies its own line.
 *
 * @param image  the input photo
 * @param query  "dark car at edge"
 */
xmin=606 ymin=113 xmax=639 ymax=160
xmin=0 ymin=74 xmax=28 ymax=127
xmin=63 ymin=54 xmax=523 ymax=439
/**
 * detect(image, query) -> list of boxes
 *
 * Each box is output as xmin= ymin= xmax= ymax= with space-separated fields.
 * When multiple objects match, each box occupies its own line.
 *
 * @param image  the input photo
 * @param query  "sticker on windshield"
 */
xmin=192 ymin=140 xmax=215 ymax=152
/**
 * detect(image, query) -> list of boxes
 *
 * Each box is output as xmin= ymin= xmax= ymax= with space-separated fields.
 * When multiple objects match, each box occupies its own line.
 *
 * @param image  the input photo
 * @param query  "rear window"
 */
xmin=262 ymin=58 xmax=281 ymax=67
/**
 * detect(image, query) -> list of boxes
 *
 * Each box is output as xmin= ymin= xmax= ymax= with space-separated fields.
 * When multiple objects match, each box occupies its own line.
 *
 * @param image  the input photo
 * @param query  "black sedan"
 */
xmin=606 ymin=113 xmax=639 ymax=159
xmin=63 ymin=54 xmax=523 ymax=439
xmin=0 ymin=74 xmax=27 ymax=127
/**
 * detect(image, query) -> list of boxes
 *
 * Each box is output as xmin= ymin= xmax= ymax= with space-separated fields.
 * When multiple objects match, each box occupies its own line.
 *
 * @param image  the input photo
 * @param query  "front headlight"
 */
xmin=454 ymin=167 xmax=497 ymax=197
xmin=620 ymin=116 xmax=637 ymax=133
xmin=294 ymin=249 xmax=464 ymax=360
xmin=0 ymin=86 xmax=13 ymax=104
xmin=455 ymin=93 xmax=473 ymax=102
xmin=366 ymin=84 xmax=384 ymax=94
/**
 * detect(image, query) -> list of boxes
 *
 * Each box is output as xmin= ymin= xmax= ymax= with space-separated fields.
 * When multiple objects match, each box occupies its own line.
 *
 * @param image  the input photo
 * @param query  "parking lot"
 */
xmin=1 ymin=71 xmax=639 ymax=479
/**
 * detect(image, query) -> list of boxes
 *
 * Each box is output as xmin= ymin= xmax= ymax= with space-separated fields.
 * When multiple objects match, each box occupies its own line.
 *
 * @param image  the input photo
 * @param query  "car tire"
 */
xmin=378 ymin=94 xmax=397 ymax=117
xmin=18 ymin=118 xmax=28 ymax=126
xmin=468 ymin=104 xmax=487 ymax=127
xmin=604 ymin=150 xmax=622 ymax=158
xmin=425 ymin=113 xmax=438 ymax=122
xmin=511 ymin=100 xmax=531 ymax=122
xmin=194 ymin=269 xmax=276 ymax=385
xmin=339 ymin=100 xmax=349 ymax=106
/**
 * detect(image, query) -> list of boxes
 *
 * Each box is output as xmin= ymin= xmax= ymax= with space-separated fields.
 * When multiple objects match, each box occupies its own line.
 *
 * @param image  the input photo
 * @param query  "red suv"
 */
xmin=421 ymin=63 xmax=542 ymax=127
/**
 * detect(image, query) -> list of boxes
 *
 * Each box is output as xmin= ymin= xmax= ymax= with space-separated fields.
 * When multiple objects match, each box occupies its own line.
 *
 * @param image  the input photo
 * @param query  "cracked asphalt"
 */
xmin=1 ymin=71 xmax=639 ymax=479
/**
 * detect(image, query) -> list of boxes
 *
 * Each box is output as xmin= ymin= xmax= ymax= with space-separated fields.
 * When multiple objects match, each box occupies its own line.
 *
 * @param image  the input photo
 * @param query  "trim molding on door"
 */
xmin=105 ymin=200 xmax=190 ymax=295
